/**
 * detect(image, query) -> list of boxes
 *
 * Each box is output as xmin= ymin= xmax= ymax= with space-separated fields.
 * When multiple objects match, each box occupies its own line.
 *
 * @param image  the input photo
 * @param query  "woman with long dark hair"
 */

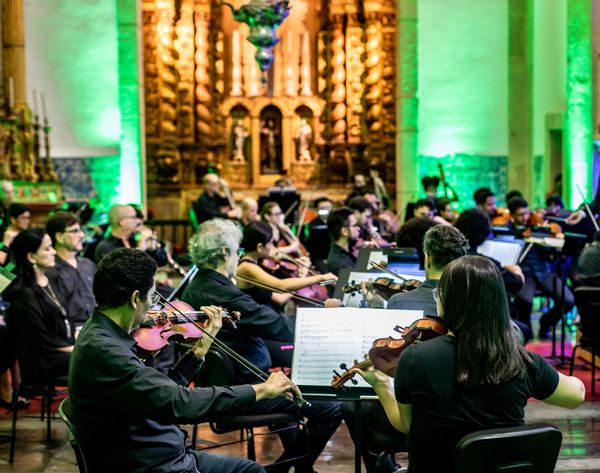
xmin=355 ymin=255 xmax=584 ymax=472
xmin=236 ymin=221 xmax=337 ymax=308
xmin=5 ymin=228 xmax=74 ymax=385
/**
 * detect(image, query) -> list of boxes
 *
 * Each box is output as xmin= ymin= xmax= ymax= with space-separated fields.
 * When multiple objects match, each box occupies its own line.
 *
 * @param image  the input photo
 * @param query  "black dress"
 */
xmin=6 ymin=285 xmax=73 ymax=385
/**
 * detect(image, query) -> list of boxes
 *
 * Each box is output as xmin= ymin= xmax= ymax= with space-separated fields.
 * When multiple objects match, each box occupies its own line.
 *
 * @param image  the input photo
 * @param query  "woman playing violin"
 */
xmin=353 ymin=256 xmax=584 ymax=473
xmin=236 ymin=221 xmax=337 ymax=308
xmin=260 ymin=201 xmax=303 ymax=255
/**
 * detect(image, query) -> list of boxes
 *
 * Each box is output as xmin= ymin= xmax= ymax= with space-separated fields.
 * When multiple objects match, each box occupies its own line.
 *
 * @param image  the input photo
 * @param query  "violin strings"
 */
xmin=154 ymin=294 xmax=270 ymax=382
xmin=235 ymin=273 xmax=324 ymax=307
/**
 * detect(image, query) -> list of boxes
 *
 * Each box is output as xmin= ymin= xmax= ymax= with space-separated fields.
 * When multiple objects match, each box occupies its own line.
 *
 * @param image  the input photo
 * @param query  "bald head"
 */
xmin=203 ymin=174 xmax=220 ymax=195
xmin=0 ymin=180 xmax=14 ymax=207
xmin=109 ymin=205 xmax=138 ymax=229
xmin=241 ymin=197 xmax=258 ymax=224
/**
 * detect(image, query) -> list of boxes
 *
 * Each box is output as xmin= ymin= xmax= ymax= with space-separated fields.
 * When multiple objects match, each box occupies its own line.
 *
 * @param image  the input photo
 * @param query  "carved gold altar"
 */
xmin=142 ymin=0 xmax=397 ymax=209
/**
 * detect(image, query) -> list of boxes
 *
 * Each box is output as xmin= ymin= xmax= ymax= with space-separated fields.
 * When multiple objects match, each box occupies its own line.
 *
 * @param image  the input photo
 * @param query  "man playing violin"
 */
xmin=326 ymin=207 xmax=361 ymax=277
xmin=506 ymin=197 xmax=574 ymax=338
xmin=183 ymin=219 xmax=343 ymax=473
xmin=69 ymin=248 xmax=300 ymax=473
xmin=387 ymin=225 xmax=468 ymax=314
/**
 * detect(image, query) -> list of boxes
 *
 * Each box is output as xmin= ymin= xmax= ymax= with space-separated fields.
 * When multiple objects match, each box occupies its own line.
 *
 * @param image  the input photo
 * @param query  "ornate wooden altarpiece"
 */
xmin=142 ymin=0 xmax=397 ymax=214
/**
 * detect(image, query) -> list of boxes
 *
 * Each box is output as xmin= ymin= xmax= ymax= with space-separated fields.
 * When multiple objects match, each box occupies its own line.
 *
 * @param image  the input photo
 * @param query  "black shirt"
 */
xmin=302 ymin=218 xmax=331 ymax=262
xmin=68 ymin=310 xmax=256 ymax=473
xmin=6 ymin=285 xmax=73 ymax=384
xmin=94 ymin=234 xmax=135 ymax=264
xmin=394 ymin=336 xmax=559 ymax=473
xmin=578 ymin=243 xmax=600 ymax=287
xmin=47 ymin=255 xmax=96 ymax=326
xmin=327 ymin=243 xmax=356 ymax=277
xmin=192 ymin=192 xmax=230 ymax=224
xmin=182 ymin=269 xmax=295 ymax=382
xmin=387 ymin=279 xmax=438 ymax=316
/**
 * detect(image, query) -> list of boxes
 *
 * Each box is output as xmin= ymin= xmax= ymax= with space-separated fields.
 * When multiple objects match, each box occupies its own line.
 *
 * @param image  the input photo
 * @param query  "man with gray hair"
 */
xmin=183 ymin=218 xmax=342 ymax=473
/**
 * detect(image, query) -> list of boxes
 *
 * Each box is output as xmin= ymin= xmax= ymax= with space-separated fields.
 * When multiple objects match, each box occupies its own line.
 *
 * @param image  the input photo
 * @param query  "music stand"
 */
xmin=258 ymin=187 xmax=301 ymax=225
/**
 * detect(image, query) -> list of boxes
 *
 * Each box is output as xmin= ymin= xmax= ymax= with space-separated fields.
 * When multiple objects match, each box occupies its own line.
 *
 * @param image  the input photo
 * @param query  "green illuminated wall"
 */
xmin=24 ymin=0 xmax=143 ymax=208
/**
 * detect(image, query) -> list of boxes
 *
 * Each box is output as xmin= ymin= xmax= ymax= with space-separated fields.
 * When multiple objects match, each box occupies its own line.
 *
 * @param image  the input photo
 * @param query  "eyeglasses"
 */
xmin=432 ymin=286 xmax=441 ymax=302
xmin=237 ymin=247 xmax=245 ymax=257
xmin=63 ymin=228 xmax=83 ymax=234
xmin=150 ymin=292 xmax=161 ymax=305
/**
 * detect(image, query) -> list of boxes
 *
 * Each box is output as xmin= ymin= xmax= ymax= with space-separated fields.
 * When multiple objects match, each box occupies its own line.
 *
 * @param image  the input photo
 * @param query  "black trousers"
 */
xmin=343 ymin=401 xmax=407 ymax=472
xmin=190 ymin=450 xmax=265 ymax=472
xmin=515 ymin=274 xmax=575 ymax=330
xmin=242 ymin=397 xmax=343 ymax=473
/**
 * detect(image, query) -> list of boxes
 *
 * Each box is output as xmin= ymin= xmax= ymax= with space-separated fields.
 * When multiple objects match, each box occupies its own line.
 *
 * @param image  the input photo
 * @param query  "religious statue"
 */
xmin=295 ymin=118 xmax=312 ymax=162
xmin=260 ymin=119 xmax=282 ymax=173
xmin=231 ymin=119 xmax=249 ymax=162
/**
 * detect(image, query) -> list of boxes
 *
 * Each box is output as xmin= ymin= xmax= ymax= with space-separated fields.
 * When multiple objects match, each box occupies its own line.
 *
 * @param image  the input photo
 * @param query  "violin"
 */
xmin=342 ymin=277 xmax=421 ymax=301
xmin=331 ymin=317 xmax=447 ymax=389
xmin=132 ymin=300 xmax=240 ymax=359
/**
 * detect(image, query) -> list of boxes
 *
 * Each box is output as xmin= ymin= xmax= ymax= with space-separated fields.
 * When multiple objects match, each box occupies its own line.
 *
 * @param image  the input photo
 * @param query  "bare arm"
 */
xmin=238 ymin=261 xmax=336 ymax=291
xmin=541 ymin=372 xmax=585 ymax=409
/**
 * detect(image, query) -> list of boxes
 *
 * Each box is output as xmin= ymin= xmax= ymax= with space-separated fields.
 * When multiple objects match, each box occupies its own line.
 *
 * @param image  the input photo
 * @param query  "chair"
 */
xmin=4 ymin=362 xmax=67 ymax=463
xmin=58 ymin=398 xmax=90 ymax=473
xmin=192 ymin=348 xmax=306 ymax=465
xmin=453 ymin=423 xmax=562 ymax=473
xmin=569 ymin=286 xmax=600 ymax=395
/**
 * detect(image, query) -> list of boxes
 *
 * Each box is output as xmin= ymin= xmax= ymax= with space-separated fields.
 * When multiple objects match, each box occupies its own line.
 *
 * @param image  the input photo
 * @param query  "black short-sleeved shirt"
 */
xmin=394 ymin=336 xmax=559 ymax=473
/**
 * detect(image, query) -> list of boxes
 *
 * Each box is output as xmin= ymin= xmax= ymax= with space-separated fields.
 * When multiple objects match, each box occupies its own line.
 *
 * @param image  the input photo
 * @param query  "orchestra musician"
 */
xmin=326 ymin=208 xmax=361 ymax=277
xmin=386 ymin=225 xmax=469 ymax=313
xmin=239 ymin=196 xmax=260 ymax=229
xmin=68 ymin=247 xmax=299 ymax=473
xmin=236 ymin=221 xmax=337 ymax=309
xmin=506 ymin=197 xmax=574 ymax=338
xmin=192 ymin=173 xmax=239 ymax=224
xmin=301 ymin=197 xmax=333 ymax=274
xmin=260 ymin=201 xmax=302 ymax=256
xmin=348 ymin=196 xmax=390 ymax=249
xmin=353 ymin=256 xmax=585 ymax=473
xmin=182 ymin=218 xmax=343 ymax=473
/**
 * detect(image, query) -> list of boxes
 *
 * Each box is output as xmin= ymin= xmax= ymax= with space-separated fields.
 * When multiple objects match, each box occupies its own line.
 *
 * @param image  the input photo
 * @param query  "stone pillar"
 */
xmin=395 ymin=0 xmax=418 ymax=214
xmin=1 ymin=0 xmax=26 ymax=110
xmin=565 ymin=0 xmax=592 ymax=207
xmin=507 ymin=0 xmax=533 ymax=203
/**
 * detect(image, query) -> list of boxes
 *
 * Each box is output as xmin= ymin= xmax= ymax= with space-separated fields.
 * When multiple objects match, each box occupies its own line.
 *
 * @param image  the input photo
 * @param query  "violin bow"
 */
xmin=235 ymin=273 xmax=325 ymax=307
xmin=154 ymin=293 xmax=310 ymax=408
xmin=576 ymin=184 xmax=600 ymax=233
xmin=368 ymin=261 xmax=407 ymax=282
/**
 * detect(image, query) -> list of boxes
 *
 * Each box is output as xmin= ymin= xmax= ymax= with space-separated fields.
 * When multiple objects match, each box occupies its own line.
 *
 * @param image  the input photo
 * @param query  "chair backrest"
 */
xmin=575 ymin=286 xmax=600 ymax=341
xmin=453 ymin=423 xmax=562 ymax=473
xmin=58 ymin=398 xmax=90 ymax=473
xmin=189 ymin=207 xmax=199 ymax=232
xmin=196 ymin=348 xmax=237 ymax=388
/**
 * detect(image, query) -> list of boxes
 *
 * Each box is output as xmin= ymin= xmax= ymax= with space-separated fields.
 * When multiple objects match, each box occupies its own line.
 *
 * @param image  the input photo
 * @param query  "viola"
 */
xmin=342 ymin=277 xmax=421 ymax=301
xmin=331 ymin=317 xmax=447 ymax=389
xmin=132 ymin=300 xmax=240 ymax=359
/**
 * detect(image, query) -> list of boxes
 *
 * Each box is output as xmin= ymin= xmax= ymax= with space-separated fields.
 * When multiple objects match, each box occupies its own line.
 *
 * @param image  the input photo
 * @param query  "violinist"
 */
xmin=353 ymin=256 xmax=585 ymax=473
xmin=348 ymin=196 xmax=391 ymax=248
xmin=236 ymin=221 xmax=337 ymax=308
xmin=565 ymin=182 xmax=600 ymax=225
xmin=192 ymin=173 xmax=239 ymax=224
xmin=326 ymin=208 xmax=360 ymax=277
xmin=239 ymin=197 xmax=260 ymax=229
xmin=435 ymin=197 xmax=457 ymax=224
xmin=301 ymin=197 xmax=332 ymax=274
xmin=387 ymin=225 xmax=468 ymax=313
xmin=69 ymin=248 xmax=298 ymax=473
xmin=474 ymin=187 xmax=510 ymax=225
xmin=260 ymin=201 xmax=301 ymax=255
xmin=182 ymin=219 xmax=343 ymax=473
xmin=507 ymin=197 xmax=574 ymax=338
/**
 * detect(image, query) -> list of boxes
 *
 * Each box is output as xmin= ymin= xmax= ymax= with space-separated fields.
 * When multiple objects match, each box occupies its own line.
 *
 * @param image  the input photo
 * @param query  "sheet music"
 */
xmin=477 ymin=239 xmax=523 ymax=267
xmin=291 ymin=308 xmax=422 ymax=388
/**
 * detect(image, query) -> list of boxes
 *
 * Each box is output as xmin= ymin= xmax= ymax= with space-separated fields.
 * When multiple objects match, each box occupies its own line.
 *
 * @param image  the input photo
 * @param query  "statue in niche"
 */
xmin=295 ymin=119 xmax=313 ymax=162
xmin=231 ymin=119 xmax=249 ymax=162
xmin=260 ymin=119 xmax=282 ymax=174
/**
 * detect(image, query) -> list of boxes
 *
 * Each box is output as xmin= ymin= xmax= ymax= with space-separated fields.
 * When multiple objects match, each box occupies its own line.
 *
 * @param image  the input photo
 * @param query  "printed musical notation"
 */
xmin=291 ymin=307 xmax=422 ymax=388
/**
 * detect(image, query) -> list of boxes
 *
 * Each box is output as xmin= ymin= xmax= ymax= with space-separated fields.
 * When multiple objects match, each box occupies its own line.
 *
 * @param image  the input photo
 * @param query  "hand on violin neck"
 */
xmin=352 ymin=365 xmax=390 ymax=390
xmin=253 ymin=371 xmax=302 ymax=402
xmin=191 ymin=306 xmax=223 ymax=357
xmin=324 ymin=298 xmax=342 ymax=308
xmin=360 ymin=282 xmax=385 ymax=308
xmin=320 ymin=272 xmax=337 ymax=283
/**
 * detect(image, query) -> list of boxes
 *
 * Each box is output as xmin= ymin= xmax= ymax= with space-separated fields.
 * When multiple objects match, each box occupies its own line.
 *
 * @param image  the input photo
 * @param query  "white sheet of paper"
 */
xmin=477 ymin=240 xmax=523 ymax=267
xmin=291 ymin=307 xmax=423 ymax=388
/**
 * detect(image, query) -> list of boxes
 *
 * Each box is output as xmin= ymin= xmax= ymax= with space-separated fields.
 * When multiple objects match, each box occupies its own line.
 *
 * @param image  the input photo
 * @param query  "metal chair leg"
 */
xmin=46 ymin=385 xmax=53 ymax=442
xmin=592 ymin=347 xmax=596 ymax=397
xmin=247 ymin=428 xmax=256 ymax=461
xmin=191 ymin=423 xmax=198 ymax=448
xmin=570 ymin=344 xmax=579 ymax=376
xmin=8 ymin=387 xmax=18 ymax=463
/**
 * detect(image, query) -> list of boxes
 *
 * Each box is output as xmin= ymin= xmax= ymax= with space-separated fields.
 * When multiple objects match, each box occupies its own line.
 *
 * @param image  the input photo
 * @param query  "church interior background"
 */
xmin=2 ymin=0 xmax=599 ymax=219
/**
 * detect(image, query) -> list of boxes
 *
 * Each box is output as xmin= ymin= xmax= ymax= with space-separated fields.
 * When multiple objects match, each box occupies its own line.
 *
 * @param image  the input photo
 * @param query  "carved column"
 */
xmin=1 ymin=0 xmax=26 ymax=110
xmin=156 ymin=0 xmax=177 ymax=135
xmin=175 ymin=0 xmax=195 ymax=140
xmin=330 ymin=16 xmax=346 ymax=143
xmin=194 ymin=10 xmax=212 ymax=138
xmin=345 ymin=14 xmax=365 ymax=143
xmin=395 ymin=0 xmax=418 ymax=213
xmin=508 ymin=0 xmax=534 ymax=203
